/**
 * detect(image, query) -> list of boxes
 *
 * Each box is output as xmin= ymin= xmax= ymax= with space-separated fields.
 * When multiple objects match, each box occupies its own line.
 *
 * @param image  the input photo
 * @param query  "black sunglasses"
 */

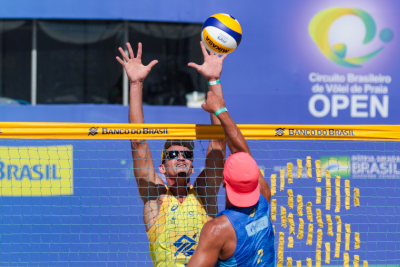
xmin=165 ymin=150 xmax=193 ymax=160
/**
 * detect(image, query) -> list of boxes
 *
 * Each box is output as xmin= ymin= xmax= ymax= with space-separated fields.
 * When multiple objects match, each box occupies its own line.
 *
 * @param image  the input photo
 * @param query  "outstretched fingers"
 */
xmin=137 ymin=42 xmax=142 ymax=59
xmin=127 ymin=42 xmax=134 ymax=59
xmin=118 ymin=47 xmax=130 ymax=62
xmin=200 ymin=41 xmax=209 ymax=58
xmin=147 ymin=60 xmax=158 ymax=69
xmin=116 ymin=56 xmax=126 ymax=66
xmin=221 ymin=54 xmax=227 ymax=61
xmin=188 ymin=62 xmax=200 ymax=71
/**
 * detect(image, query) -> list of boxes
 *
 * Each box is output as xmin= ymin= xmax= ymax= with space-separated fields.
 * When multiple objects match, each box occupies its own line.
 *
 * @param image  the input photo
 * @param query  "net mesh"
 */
xmin=0 ymin=138 xmax=399 ymax=266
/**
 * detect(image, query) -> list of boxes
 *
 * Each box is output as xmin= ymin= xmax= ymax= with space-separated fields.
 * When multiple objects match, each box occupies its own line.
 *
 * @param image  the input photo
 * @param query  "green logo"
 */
xmin=320 ymin=156 xmax=351 ymax=178
xmin=309 ymin=7 xmax=393 ymax=68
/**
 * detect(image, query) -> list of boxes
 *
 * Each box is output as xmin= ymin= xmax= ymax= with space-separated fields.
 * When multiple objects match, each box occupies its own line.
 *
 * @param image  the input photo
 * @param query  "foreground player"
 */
xmin=116 ymin=42 xmax=227 ymax=266
xmin=187 ymin=91 xmax=275 ymax=267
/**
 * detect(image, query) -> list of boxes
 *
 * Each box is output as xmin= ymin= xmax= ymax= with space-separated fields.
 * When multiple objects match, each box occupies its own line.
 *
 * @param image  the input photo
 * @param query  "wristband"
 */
xmin=214 ymin=107 xmax=228 ymax=116
xmin=208 ymin=80 xmax=221 ymax=86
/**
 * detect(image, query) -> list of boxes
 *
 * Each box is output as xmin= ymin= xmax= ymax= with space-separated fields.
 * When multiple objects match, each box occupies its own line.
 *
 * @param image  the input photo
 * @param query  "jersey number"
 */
xmin=257 ymin=249 xmax=263 ymax=264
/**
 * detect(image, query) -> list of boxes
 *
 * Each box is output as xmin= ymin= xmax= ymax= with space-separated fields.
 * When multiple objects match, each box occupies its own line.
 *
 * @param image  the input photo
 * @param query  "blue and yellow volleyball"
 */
xmin=201 ymin=14 xmax=242 ymax=55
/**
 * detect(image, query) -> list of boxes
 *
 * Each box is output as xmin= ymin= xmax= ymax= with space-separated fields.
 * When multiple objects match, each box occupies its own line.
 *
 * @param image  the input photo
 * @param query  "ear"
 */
xmin=159 ymin=164 xmax=166 ymax=174
xmin=191 ymin=166 xmax=195 ymax=174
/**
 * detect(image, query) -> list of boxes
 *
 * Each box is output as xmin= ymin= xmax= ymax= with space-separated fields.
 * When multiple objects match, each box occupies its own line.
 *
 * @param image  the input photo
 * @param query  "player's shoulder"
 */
xmin=202 ymin=215 xmax=234 ymax=240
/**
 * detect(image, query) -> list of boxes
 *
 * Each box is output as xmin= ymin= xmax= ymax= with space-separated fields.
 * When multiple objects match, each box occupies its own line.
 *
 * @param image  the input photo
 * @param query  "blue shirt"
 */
xmin=215 ymin=194 xmax=275 ymax=267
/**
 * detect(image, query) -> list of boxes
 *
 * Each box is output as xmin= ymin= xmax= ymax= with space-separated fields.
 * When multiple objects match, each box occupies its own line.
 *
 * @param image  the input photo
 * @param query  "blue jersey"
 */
xmin=215 ymin=194 xmax=275 ymax=267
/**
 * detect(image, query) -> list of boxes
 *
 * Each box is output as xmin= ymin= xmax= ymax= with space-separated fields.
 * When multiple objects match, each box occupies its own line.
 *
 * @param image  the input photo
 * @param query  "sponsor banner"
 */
xmin=302 ymin=4 xmax=398 ymax=120
xmin=0 ymin=122 xmax=400 ymax=141
xmin=272 ymin=154 xmax=400 ymax=179
xmin=0 ymin=145 xmax=73 ymax=196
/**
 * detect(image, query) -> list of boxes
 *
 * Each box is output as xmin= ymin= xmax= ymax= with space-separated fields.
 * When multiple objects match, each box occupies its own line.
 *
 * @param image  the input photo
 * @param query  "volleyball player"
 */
xmin=187 ymin=90 xmax=275 ymax=267
xmin=116 ymin=41 xmax=227 ymax=267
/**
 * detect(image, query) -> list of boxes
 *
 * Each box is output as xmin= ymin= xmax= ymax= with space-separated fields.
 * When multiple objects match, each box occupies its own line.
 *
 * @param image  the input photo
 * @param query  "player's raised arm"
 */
xmin=189 ymin=42 xmax=227 ymax=218
xmin=116 ymin=42 xmax=162 ymax=203
xmin=201 ymin=91 xmax=271 ymax=203
xmin=201 ymin=91 xmax=250 ymax=155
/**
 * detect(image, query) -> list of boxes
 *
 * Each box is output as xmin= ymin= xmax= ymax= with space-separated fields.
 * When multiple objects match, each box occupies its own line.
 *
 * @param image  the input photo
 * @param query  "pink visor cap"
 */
xmin=223 ymin=152 xmax=260 ymax=208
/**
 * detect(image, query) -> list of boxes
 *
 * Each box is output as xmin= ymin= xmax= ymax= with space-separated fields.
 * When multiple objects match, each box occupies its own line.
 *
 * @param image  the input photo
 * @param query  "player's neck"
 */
xmin=167 ymin=178 xmax=190 ymax=203
xmin=169 ymin=186 xmax=189 ymax=203
xmin=225 ymin=195 xmax=233 ymax=209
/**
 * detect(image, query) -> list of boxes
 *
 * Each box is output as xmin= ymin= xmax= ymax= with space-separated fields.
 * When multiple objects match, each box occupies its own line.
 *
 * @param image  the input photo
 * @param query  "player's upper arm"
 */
xmin=131 ymin=140 xmax=164 ymax=203
xmin=194 ymin=140 xmax=225 ymax=217
xmin=258 ymin=171 xmax=271 ymax=204
xmin=187 ymin=219 xmax=225 ymax=267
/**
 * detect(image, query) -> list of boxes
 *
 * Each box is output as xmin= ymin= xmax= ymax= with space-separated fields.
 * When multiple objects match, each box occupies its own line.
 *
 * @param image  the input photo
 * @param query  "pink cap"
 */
xmin=223 ymin=152 xmax=260 ymax=207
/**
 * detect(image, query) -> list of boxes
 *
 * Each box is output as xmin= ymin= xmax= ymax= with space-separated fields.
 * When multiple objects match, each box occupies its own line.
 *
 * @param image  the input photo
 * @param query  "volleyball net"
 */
xmin=0 ymin=123 xmax=399 ymax=266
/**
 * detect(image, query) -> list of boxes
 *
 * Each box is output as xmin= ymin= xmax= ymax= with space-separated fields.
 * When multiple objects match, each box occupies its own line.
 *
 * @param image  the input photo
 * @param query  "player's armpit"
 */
xmin=187 ymin=219 xmax=226 ymax=267
xmin=131 ymin=140 xmax=164 ymax=203
xmin=194 ymin=140 xmax=225 ymax=217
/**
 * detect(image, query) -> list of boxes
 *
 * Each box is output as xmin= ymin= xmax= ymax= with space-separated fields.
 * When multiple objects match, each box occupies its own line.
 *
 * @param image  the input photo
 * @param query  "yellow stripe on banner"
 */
xmin=297 ymin=195 xmax=303 ymax=217
xmin=281 ymin=206 xmax=287 ymax=228
xmin=272 ymin=199 xmax=277 ymax=221
xmin=297 ymin=159 xmax=303 ymax=178
xmin=280 ymin=169 xmax=285 ymax=191
xmin=288 ymin=213 xmax=295 ymax=235
xmin=288 ymin=189 xmax=294 ymax=209
xmin=0 ymin=123 xmax=399 ymax=140
xmin=271 ymin=174 xmax=277 ymax=196
xmin=287 ymin=163 xmax=293 ymax=184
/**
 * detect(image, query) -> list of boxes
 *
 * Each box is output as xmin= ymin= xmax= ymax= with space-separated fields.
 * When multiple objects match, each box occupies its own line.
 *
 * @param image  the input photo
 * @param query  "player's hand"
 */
xmin=116 ymin=42 xmax=158 ymax=83
xmin=202 ymin=91 xmax=225 ymax=114
xmin=188 ymin=41 xmax=227 ymax=82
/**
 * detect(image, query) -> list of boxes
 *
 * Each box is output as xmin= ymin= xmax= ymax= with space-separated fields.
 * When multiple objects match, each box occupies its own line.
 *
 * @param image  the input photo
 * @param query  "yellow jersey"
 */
xmin=147 ymin=185 xmax=209 ymax=267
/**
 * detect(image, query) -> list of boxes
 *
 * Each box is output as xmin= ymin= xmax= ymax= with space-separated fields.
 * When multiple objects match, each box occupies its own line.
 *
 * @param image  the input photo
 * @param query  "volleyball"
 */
xmin=201 ymin=14 xmax=242 ymax=55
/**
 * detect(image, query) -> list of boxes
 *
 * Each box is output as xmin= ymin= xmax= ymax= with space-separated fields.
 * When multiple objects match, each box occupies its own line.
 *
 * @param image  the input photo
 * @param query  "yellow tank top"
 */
xmin=147 ymin=185 xmax=209 ymax=267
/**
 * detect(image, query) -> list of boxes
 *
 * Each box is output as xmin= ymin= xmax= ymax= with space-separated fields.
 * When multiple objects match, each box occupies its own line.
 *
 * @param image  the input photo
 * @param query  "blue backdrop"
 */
xmin=1 ymin=0 xmax=399 ymax=124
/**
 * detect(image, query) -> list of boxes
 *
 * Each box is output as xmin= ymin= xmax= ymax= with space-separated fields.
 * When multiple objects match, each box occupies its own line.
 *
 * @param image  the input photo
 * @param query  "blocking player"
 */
xmin=116 ymin=41 xmax=227 ymax=266
xmin=187 ymin=91 xmax=275 ymax=267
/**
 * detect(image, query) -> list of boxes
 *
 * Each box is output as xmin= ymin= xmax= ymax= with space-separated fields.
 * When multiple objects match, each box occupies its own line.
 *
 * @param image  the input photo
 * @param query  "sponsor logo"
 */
xmin=169 ymin=230 xmax=199 ymax=259
xmin=273 ymin=154 xmax=400 ymax=179
xmin=250 ymin=207 xmax=256 ymax=217
xmin=245 ymin=216 xmax=269 ymax=237
xmin=188 ymin=211 xmax=194 ymax=217
xmin=171 ymin=204 xmax=179 ymax=211
xmin=88 ymin=127 xmax=98 ymax=136
xmin=205 ymin=36 xmax=230 ymax=53
xmin=321 ymin=156 xmax=351 ymax=178
xmin=173 ymin=233 xmax=197 ymax=257
xmin=275 ymin=128 xmax=285 ymax=136
xmin=217 ymin=33 xmax=228 ymax=43
xmin=101 ymin=128 xmax=169 ymax=135
xmin=0 ymin=145 xmax=73 ymax=196
xmin=309 ymin=7 xmax=393 ymax=67
xmin=275 ymin=128 xmax=355 ymax=137
xmin=289 ymin=129 xmax=354 ymax=137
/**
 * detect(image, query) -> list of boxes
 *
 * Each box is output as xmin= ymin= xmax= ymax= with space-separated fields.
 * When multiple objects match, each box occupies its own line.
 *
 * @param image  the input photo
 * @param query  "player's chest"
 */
xmin=163 ymin=202 xmax=202 ymax=230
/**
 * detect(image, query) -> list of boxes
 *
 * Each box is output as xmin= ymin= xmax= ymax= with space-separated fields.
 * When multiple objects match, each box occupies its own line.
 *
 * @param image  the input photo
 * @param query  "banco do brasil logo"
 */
xmin=309 ymin=7 xmax=393 ymax=68
xmin=275 ymin=128 xmax=285 ymax=136
xmin=88 ymin=127 xmax=98 ymax=136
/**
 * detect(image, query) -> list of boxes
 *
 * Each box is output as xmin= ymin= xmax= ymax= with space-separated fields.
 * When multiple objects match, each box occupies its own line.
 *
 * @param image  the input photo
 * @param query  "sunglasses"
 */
xmin=164 ymin=150 xmax=193 ymax=160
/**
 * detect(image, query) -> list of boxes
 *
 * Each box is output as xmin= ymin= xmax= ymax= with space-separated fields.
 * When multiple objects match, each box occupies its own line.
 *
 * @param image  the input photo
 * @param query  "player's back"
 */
xmin=215 ymin=194 xmax=275 ymax=267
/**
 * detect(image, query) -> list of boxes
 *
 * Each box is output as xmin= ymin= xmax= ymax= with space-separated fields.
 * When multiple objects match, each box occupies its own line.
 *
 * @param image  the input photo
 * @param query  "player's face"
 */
xmin=162 ymin=145 xmax=194 ymax=178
